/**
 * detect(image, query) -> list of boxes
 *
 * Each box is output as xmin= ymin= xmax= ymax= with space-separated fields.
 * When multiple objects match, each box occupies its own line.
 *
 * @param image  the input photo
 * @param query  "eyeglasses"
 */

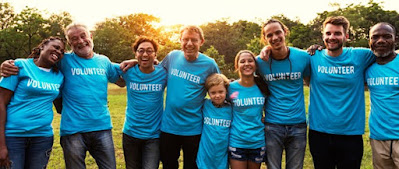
xmin=137 ymin=49 xmax=155 ymax=55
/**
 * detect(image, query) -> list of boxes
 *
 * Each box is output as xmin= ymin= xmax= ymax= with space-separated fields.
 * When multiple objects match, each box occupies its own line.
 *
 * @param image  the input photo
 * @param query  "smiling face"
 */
xmin=180 ymin=30 xmax=204 ymax=61
xmin=39 ymin=39 xmax=65 ymax=67
xmin=369 ymin=24 xmax=396 ymax=58
xmin=208 ymin=84 xmax=227 ymax=106
xmin=236 ymin=52 xmax=256 ymax=78
xmin=263 ymin=22 xmax=287 ymax=50
xmin=323 ymin=23 xmax=348 ymax=52
xmin=136 ymin=41 xmax=156 ymax=71
xmin=67 ymin=26 xmax=94 ymax=58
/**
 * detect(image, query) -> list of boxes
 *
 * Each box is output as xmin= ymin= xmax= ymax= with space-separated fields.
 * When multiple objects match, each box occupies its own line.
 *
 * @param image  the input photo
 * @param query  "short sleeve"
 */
xmin=303 ymin=54 xmax=311 ymax=77
xmin=0 ymin=59 xmax=22 ymax=91
xmin=0 ymin=75 xmax=19 ymax=92
xmin=160 ymin=52 xmax=171 ymax=71
xmin=213 ymin=60 xmax=220 ymax=74
xmin=107 ymin=62 xmax=121 ymax=83
xmin=354 ymin=48 xmax=376 ymax=69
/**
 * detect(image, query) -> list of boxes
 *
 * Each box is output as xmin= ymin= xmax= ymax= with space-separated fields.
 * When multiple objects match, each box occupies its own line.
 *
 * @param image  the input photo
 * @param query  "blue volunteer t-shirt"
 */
xmin=366 ymin=54 xmax=399 ymax=140
xmin=115 ymin=64 xmax=167 ymax=139
xmin=309 ymin=48 xmax=375 ymax=135
xmin=0 ymin=58 xmax=63 ymax=137
xmin=228 ymin=81 xmax=266 ymax=148
xmin=197 ymin=99 xmax=232 ymax=169
xmin=257 ymin=47 xmax=310 ymax=125
xmin=58 ymin=52 xmax=119 ymax=136
xmin=160 ymin=50 xmax=220 ymax=136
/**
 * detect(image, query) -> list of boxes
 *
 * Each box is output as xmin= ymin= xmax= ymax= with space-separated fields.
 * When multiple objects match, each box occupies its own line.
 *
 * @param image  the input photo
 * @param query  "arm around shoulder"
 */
xmin=0 ymin=60 xmax=18 ymax=77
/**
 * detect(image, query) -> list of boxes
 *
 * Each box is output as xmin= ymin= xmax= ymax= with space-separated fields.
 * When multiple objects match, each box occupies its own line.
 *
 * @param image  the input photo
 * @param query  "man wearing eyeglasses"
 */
xmin=115 ymin=36 xmax=167 ymax=169
xmin=120 ymin=25 xmax=220 ymax=169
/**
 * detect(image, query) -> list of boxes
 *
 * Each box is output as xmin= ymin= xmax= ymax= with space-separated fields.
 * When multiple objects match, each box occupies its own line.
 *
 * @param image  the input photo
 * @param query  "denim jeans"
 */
xmin=265 ymin=123 xmax=307 ymax=169
xmin=60 ymin=130 xmax=116 ymax=169
xmin=160 ymin=132 xmax=201 ymax=169
xmin=122 ymin=133 xmax=160 ymax=169
xmin=6 ymin=136 xmax=53 ymax=169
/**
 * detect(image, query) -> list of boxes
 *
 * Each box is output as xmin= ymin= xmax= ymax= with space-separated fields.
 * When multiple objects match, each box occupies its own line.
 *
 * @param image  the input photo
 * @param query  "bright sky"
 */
xmin=3 ymin=0 xmax=399 ymax=30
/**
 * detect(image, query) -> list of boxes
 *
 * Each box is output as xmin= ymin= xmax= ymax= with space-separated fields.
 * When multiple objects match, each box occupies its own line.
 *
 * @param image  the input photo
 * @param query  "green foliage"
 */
xmin=203 ymin=45 xmax=236 ymax=78
xmin=94 ymin=18 xmax=133 ymax=62
xmin=0 ymin=3 xmax=72 ymax=63
xmin=0 ymin=2 xmax=15 ymax=30
xmin=16 ymin=8 xmax=48 ymax=56
xmin=247 ymin=37 xmax=263 ymax=55
xmin=93 ymin=13 xmax=180 ymax=62
xmin=201 ymin=20 xmax=261 ymax=68
xmin=308 ymin=0 xmax=399 ymax=48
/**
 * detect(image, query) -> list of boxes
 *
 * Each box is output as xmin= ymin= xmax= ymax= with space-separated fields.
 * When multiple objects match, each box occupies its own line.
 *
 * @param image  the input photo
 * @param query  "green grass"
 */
xmin=47 ymin=84 xmax=373 ymax=169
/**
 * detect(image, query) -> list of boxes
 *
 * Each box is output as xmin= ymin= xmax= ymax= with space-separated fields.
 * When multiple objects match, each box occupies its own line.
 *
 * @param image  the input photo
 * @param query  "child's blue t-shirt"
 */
xmin=228 ymin=81 xmax=266 ymax=148
xmin=0 ymin=58 xmax=63 ymax=137
xmin=309 ymin=48 xmax=375 ymax=135
xmin=116 ymin=64 xmax=167 ymax=139
xmin=196 ymin=99 xmax=232 ymax=169
xmin=160 ymin=50 xmax=220 ymax=136
xmin=58 ymin=52 xmax=120 ymax=136
xmin=256 ymin=47 xmax=310 ymax=124
xmin=366 ymin=54 xmax=399 ymax=140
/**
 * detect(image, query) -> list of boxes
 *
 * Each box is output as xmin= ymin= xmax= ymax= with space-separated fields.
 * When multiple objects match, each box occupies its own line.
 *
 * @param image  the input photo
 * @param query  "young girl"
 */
xmin=228 ymin=50 xmax=269 ymax=169
xmin=196 ymin=73 xmax=232 ymax=169
xmin=0 ymin=37 xmax=65 ymax=168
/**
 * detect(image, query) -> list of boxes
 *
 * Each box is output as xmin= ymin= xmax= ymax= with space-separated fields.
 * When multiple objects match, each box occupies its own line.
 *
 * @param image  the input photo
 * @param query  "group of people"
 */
xmin=0 ymin=14 xmax=397 ymax=169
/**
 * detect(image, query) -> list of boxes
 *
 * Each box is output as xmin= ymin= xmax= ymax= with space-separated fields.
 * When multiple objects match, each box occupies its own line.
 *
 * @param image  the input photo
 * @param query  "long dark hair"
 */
xmin=234 ymin=50 xmax=270 ymax=96
xmin=29 ymin=36 xmax=65 ymax=72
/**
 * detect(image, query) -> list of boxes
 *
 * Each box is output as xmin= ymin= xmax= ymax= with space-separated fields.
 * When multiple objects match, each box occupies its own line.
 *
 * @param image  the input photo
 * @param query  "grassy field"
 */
xmin=47 ymin=84 xmax=373 ymax=169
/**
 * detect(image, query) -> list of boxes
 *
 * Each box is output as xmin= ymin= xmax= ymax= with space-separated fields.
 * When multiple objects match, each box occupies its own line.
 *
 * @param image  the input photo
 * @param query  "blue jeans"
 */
xmin=228 ymin=146 xmax=266 ymax=163
xmin=123 ymin=133 xmax=160 ymax=169
xmin=265 ymin=123 xmax=307 ymax=169
xmin=60 ymin=130 xmax=116 ymax=169
xmin=6 ymin=136 xmax=53 ymax=169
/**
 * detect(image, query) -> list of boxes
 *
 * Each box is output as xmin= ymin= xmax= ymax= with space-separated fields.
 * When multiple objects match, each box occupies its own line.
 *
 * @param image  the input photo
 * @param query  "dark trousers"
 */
xmin=309 ymin=129 xmax=363 ymax=169
xmin=123 ymin=134 xmax=160 ymax=169
xmin=160 ymin=132 xmax=201 ymax=169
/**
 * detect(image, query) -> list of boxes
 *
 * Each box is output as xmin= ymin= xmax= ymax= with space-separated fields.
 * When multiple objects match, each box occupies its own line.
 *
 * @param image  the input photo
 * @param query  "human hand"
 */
xmin=307 ymin=44 xmax=323 ymax=56
xmin=119 ymin=59 xmax=138 ymax=72
xmin=260 ymin=46 xmax=272 ymax=61
xmin=0 ymin=146 xmax=10 ymax=168
xmin=1 ymin=60 xmax=18 ymax=77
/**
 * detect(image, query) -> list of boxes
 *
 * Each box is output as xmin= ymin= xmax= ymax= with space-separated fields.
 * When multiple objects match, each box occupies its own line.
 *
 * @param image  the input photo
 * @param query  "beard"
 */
xmin=324 ymin=39 xmax=343 ymax=51
xmin=374 ymin=50 xmax=394 ymax=58
xmin=372 ymin=44 xmax=395 ymax=58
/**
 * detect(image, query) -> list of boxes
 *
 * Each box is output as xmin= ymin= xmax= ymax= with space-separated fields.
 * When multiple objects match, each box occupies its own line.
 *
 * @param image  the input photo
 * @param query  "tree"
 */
xmin=94 ymin=18 xmax=133 ymax=62
xmin=46 ymin=12 xmax=73 ymax=38
xmin=0 ymin=2 xmax=16 ymax=63
xmin=201 ymin=19 xmax=261 ymax=69
xmin=203 ymin=45 xmax=235 ymax=79
xmin=15 ymin=7 xmax=47 ymax=55
xmin=247 ymin=37 xmax=263 ymax=55
xmin=0 ymin=2 xmax=15 ymax=30
xmin=309 ymin=0 xmax=399 ymax=48
xmin=93 ymin=13 xmax=180 ymax=62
